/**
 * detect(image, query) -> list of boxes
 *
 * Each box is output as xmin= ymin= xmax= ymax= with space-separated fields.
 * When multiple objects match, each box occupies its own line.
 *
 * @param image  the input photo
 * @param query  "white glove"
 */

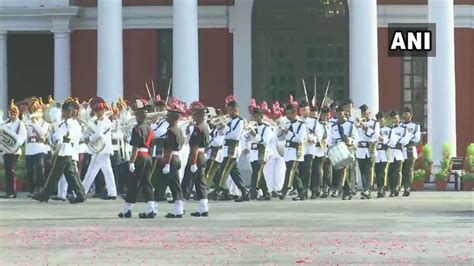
xmin=190 ymin=164 xmax=198 ymax=173
xmin=129 ymin=163 xmax=135 ymax=173
xmin=163 ymin=164 xmax=170 ymax=174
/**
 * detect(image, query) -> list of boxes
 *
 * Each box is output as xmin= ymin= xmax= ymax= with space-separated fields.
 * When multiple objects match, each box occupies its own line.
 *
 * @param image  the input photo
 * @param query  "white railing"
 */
xmin=0 ymin=0 xmax=70 ymax=7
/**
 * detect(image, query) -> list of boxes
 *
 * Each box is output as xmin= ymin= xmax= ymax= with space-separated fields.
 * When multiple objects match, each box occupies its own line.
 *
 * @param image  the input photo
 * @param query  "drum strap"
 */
xmin=259 ymin=126 xmax=267 ymax=144
xmin=337 ymin=123 xmax=346 ymax=140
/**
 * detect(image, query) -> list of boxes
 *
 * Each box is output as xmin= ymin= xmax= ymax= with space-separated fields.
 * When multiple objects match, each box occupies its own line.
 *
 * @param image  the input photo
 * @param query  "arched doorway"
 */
xmin=252 ymin=0 xmax=349 ymax=105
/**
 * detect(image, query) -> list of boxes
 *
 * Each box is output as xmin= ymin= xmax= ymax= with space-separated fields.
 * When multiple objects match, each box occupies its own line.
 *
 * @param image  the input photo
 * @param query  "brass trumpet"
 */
xmin=208 ymin=114 xmax=229 ymax=125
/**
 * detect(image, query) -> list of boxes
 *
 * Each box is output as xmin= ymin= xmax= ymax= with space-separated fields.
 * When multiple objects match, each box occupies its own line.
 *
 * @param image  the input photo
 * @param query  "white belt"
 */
xmin=197 ymin=148 xmax=205 ymax=153
xmin=138 ymin=148 xmax=148 ymax=153
xmin=172 ymin=151 xmax=180 ymax=156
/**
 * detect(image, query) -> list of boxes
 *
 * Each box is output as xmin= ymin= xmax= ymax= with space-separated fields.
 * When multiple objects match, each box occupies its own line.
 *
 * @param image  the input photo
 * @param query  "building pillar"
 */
xmin=0 ymin=31 xmax=7 ymax=117
xmin=230 ymin=0 xmax=254 ymax=118
xmin=428 ymin=0 xmax=457 ymax=163
xmin=97 ymin=0 xmax=123 ymax=103
xmin=53 ymin=30 xmax=71 ymax=102
xmin=348 ymin=0 xmax=379 ymax=112
xmin=172 ymin=0 xmax=199 ymax=103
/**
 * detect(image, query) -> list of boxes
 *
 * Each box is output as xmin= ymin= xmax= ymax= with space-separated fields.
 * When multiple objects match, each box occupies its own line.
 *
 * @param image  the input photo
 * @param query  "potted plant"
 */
xmin=461 ymin=143 xmax=474 ymax=190
xmin=460 ymin=173 xmax=474 ymax=191
xmin=421 ymin=144 xmax=433 ymax=182
xmin=434 ymin=143 xmax=453 ymax=191
xmin=412 ymin=169 xmax=425 ymax=191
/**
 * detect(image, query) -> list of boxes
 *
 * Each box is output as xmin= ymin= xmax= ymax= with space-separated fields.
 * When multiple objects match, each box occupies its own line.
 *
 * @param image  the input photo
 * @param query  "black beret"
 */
xmin=389 ymin=111 xmax=398 ymax=117
xmin=403 ymin=106 xmax=412 ymax=113
xmin=336 ymin=106 xmax=345 ymax=113
xmin=343 ymin=99 xmax=353 ymax=106
xmin=252 ymin=108 xmax=264 ymax=116
xmin=61 ymin=101 xmax=76 ymax=111
xmin=134 ymin=107 xmax=149 ymax=115
xmin=155 ymin=100 xmax=167 ymax=109
xmin=285 ymin=104 xmax=297 ymax=111
xmin=329 ymin=102 xmax=338 ymax=109
xmin=375 ymin=112 xmax=384 ymax=119
xmin=299 ymin=100 xmax=310 ymax=108
xmin=167 ymin=109 xmax=182 ymax=116
xmin=192 ymin=106 xmax=207 ymax=115
xmin=226 ymin=101 xmax=239 ymax=108
xmin=320 ymin=106 xmax=330 ymax=114
xmin=359 ymin=104 xmax=369 ymax=113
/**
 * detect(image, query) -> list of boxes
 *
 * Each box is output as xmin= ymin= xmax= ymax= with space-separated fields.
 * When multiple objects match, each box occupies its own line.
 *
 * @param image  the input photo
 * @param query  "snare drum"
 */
xmin=327 ymin=142 xmax=354 ymax=170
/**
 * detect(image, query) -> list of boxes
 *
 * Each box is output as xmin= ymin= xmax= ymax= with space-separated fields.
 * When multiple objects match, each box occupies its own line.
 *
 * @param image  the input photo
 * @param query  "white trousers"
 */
xmin=82 ymin=153 xmax=117 ymax=196
xmin=263 ymin=155 xmax=286 ymax=192
xmin=57 ymin=175 xmax=68 ymax=199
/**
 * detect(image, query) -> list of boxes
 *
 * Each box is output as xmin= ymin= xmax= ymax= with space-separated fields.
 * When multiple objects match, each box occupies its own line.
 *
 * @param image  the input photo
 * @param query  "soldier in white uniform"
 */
xmin=32 ymin=101 xmax=86 ymax=203
xmin=24 ymin=98 xmax=50 ymax=194
xmin=328 ymin=106 xmax=359 ymax=200
xmin=1 ymin=101 xmax=27 ymax=198
xmin=215 ymin=101 xmax=248 ymax=202
xmin=311 ymin=106 xmax=331 ymax=199
xmin=299 ymin=101 xmax=317 ymax=200
xmin=374 ymin=112 xmax=391 ymax=198
xmin=279 ymin=104 xmax=307 ymax=200
xmin=246 ymin=108 xmax=273 ymax=201
xmin=355 ymin=104 xmax=380 ymax=199
xmin=149 ymin=101 xmax=171 ymax=202
xmin=400 ymin=106 xmax=421 ymax=197
xmin=82 ymin=98 xmax=117 ymax=200
xmin=387 ymin=111 xmax=413 ymax=197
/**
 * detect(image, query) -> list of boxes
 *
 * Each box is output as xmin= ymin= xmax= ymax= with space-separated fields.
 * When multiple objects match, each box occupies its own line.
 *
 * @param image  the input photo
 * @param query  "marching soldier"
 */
xmin=328 ymin=106 xmax=359 ymax=200
xmin=81 ymin=97 xmax=117 ymax=200
xmin=161 ymin=109 xmax=186 ymax=218
xmin=299 ymin=100 xmax=317 ymax=200
xmin=374 ymin=112 xmax=390 ymax=198
xmin=150 ymin=100 xmax=171 ymax=202
xmin=342 ymin=99 xmax=358 ymax=195
xmin=311 ymin=106 xmax=331 ymax=199
xmin=31 ymin=100 xmax=86 ymax=203
xmin=279 ymin=104 xmax=307 ymax=200
xmin=355 ymin=104 xmax=380 ymax=199
xmin=387 ymin=111 xmax=412 ymax=197
xmin=246 ymin=107 xmax=272 ymax=201
xmin=24 ymin=98 xmax=50 ymax=194
xmin=215 ymin=101 xmax=249 ymax=202
xmin=181 ymin=104 xmax=211 ymax=217
xmin=119 ymin=101 xmax=155 ymax=218
xmin=1 ymin=100 xmax=27 ymax=198
xmin=205 ymin=112 xmax=226 ymax=193
xmin=400 ymin=106 xmax=421 ymax=197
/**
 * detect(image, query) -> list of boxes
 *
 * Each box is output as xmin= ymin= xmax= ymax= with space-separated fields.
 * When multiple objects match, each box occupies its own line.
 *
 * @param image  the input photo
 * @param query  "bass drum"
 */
xmin=327 ymin=141 xmax=354 ymax=170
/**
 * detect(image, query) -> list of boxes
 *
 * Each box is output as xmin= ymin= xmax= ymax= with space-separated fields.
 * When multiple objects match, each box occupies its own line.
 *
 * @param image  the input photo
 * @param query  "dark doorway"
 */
xmin=252 ymin=0 xmax=349 ymax=104
xmin=7 ymin=33 xmax=54 ymax=103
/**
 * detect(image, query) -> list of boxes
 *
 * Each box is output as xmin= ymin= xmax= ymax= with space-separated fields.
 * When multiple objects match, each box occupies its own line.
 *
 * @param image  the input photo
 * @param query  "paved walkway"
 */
xmin=0 ymin=192 xmax=473 ymax=265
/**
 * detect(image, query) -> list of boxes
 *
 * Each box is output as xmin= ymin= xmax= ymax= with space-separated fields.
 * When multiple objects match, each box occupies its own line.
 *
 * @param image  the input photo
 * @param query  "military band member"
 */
xmin=342 ymin=99 xmax=358 ymax=195
xmin=328 ymin=106 xmax=359 ymax=200
xmin=205 ymin=119 xmax=226 ymax=191
xmin=161 ymin=109 xmax=186 ymax=218
xmin=328 ymin=103 xmax=338 ymax=126
xmin=119 ymin=104 xmax=155 ymax=218
xmin=400 ymin=106 xmax=421 ymax=197
xmin=81 ymin=98 xmax=117 ymax=200
xmin=279 ymin=104 xmax=307 ymax=200
xmin=299 ymin=101 xmax=317 ymax=200
xmin=180 ymin=105 xmax=211 ymax=217
xmin=355 ymin=104 xmax=380 ymax=199
xmin=374 ymin=112 xmax=390 ymax=198
xmin=215 ymin=101 xmax=249 ymax=202
xmin=311 ymin=106 xmax=331 ymax=199
xmin=246 ymin=108 xmax=272 ymax=201
xmin=150 ymin=100 xmax=170 ymax=202
xmin=387 ymin=111 xmax=412 ymax=197
xmin=110 ymin=104 xmax=127 ymax=195
xmin=1 ymin=100 xmax=27 ymax=198
xmin=24 ymin=98 xmax=50 ymax=194
xmin=32 ymin=101 xmax=86 ymax=203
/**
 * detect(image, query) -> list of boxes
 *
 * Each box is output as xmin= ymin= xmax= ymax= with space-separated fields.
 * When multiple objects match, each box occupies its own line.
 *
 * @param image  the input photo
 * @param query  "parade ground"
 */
xmin=0 ymin=192 xmax=473 ymax=265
